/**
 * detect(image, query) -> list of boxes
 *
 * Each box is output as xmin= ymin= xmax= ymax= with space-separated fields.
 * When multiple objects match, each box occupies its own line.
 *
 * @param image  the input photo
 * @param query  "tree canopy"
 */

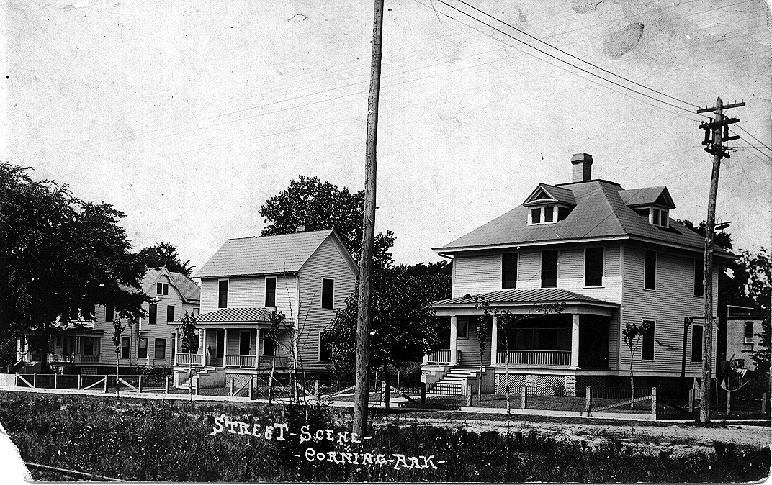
xmin=136 ymin=242 xmax=193 ymax=277
xmin=259 ymin=175 xmax=394 ymax=265
xmin=0 ymin=163 xmax=147 ymax=368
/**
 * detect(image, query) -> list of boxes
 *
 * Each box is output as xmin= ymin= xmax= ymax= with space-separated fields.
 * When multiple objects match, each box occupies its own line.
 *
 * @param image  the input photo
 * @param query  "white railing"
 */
xmin=225 ymin=354 xmax=257 ymax=368
xmin=497 ymin=350 xmax=571 ymax=366
xmin=75 ymin=354 xmax=100 ymax=363
xmin=176 ymin=353 xmax=203 ymax=366
xmin=48 ymin=353 xmax=74 ymax=363
xmin=426 ymin=349 xmax=451 ymax=364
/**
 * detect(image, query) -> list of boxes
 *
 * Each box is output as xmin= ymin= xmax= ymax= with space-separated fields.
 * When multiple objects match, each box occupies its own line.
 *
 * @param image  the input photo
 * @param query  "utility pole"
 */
xmin=353 ymin=0 xmax=385 ymax=438
xmin=696 ymin=96 xmax=743 ymax=423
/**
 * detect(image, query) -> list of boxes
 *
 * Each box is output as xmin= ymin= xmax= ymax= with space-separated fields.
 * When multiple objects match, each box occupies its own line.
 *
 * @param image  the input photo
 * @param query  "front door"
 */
xmin=239 ymin=331 xmax=251 ymax=356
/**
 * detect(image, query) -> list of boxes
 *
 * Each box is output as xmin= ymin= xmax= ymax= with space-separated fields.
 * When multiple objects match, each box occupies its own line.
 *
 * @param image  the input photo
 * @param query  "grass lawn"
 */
xmin=0 ymin=391 xmax=769 ymax=482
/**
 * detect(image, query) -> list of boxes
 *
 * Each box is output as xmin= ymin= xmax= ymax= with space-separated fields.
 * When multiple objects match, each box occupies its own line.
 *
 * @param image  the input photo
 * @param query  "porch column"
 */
xmin=224 ymin=328 xmax=229 ymax=365
xmin=571 ymin=314 xmax=580 ymax=368
xmin=490 ymin=316 xmax=499 ymax=366
xmin=254 ymin=329 xmax=260 ymax=368
xmin=173 ymin=331 xmax=178 ymax=365
xmin=449 ymin=316 xmax=459 ymax=366
xmin=201 ymin=328 xmax=208 ymax=365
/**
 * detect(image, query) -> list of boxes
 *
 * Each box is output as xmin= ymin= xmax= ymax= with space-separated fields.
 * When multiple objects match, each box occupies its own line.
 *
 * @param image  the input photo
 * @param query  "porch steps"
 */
xmin=429 ymin=367 xmax=480 ymax=394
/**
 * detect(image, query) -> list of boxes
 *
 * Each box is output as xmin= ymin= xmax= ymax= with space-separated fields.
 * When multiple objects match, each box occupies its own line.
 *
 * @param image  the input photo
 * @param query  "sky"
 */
xmin=2 ymin=0 xmax=771 ymax=273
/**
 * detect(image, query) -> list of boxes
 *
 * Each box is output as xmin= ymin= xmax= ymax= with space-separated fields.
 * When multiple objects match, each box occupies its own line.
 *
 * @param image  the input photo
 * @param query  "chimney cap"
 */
xmin=571 ymin=153 xmax=593 ymax=164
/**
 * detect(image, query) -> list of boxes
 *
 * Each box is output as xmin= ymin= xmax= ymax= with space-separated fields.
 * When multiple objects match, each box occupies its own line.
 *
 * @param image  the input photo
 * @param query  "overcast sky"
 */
xmin=3 ymin=0 xmax=771 ymax=272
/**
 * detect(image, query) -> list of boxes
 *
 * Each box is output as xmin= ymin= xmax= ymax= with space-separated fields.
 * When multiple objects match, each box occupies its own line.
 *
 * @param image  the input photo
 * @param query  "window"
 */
xmin=154 ymin=338 xmax=167 ymax=360
xmin=218 ymin=280 xmax=228 ymax=308
xmin=502 ymin=253 xmax=518 ymax=289
xmin=530 ymin=208 xmax=541 ymax=224
xmin=744 ymin=322 xmax=754 ymax=344
xmin=121 ymin=337 xmax=130 ymax=359
xmin=319 ymin=331 xmax=333 ymax=362
xmin=105 ymin=306 xmax=114 ymax=322
xmin=541 ymin=250 xmax=558 ymax=288
xmin=543 ymin=206 xmax=554 ymax=223
xmin=157 ymin=283 xmax=169 ymax=295
xmin=83 ymin=337 xmax=95 ymax=356
xmin=166 ymin=305 xmax=175 ymax=323
xmin=642 ymin=320 xmax=655 ymax=361
xmin=691 ymin=324 xmax=703 ymax=362
xmin=647 ymin=208 xmax=669 ymax=227
xmin=138 ymin=337 xmax=148 ymax=359
xmin=585 ymin=247 xmax=604 ymax=287
xmin=694 ymin=258 xmax=704 ymax=297
xmin=265 ymin=277 xmax=277 ymax=307
xmin=148 ymin=304 xmax=157 ymax=325
xmin=644 ymin=250 xmax=656 ymax=290
xmin=457 ymin=317 xmax=469 ymax=339
xmin=322 ymin=278 xmax=334 ymax=310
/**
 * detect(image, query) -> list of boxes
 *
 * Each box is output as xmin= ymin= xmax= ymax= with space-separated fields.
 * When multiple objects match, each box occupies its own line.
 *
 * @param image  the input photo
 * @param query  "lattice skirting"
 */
xmin=495 ymin=374 xmax=576 ymax=396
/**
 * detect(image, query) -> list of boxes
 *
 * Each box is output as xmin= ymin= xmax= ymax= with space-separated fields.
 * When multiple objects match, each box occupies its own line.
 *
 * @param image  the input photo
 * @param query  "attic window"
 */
xmin=528 ymin=205 xmax=571 ymax=225
xmin=635 ymin=207 xmax=669 ymax=228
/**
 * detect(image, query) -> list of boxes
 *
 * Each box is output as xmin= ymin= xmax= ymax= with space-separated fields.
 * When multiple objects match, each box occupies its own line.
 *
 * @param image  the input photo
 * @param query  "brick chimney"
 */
xmin=571 ymin=153 xmax=593 ymax=182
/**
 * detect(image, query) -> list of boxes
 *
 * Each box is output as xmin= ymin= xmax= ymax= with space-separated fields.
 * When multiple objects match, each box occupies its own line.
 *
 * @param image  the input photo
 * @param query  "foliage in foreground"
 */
xmin=0 ymin=392 xmax=769 ymax=483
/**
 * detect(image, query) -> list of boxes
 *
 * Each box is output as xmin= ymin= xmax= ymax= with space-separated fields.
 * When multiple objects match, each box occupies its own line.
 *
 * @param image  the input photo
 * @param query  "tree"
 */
xmin=0 ymin=163 xmax=147 ymax=371
xmin=622 ymin=320 xmax=651 ymax=407
xmin=325 ymin=265 xmax=442 ymax=409
xmin=136 ymin=242 xmax=193 ymax=277
xmin=111 ymin=317 xmax=126 ymax=398
xmin=259 ymin=176 xmax=394 ymax=265
xmin=179 ymin=311 xmax=197 ymax=400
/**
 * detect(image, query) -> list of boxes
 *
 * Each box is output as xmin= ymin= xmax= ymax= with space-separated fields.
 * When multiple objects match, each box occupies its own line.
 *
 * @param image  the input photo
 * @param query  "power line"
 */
xmin=734 ymin=125 xmax=772 ymax=153
xmin=451 ymin=0 xmax=700 ymax=109
xmin=433 ymin=0 xmax=704 ymax=117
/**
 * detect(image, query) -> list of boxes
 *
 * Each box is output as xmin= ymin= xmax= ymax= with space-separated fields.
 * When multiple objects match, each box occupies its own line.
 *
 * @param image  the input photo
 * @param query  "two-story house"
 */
xmin=725 ymin=305 xmax=767 ymax=371
xmin=16 ymin=267 xmax=200 ymax=374
xmin=422 ymin=153 xmax=732 ymax=396
xmin=171 ymin=229 xmax=357 ymax=385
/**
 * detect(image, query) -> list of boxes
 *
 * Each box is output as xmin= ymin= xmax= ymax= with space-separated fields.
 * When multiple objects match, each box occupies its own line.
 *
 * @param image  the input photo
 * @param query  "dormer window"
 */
xmin=633 ymin=207 xmax=669 ymax=228
xmin=620 ymin=186 xmax=675 ymax=229
xmin=523 ymin=184 xmax=576 ymax=226
xmin=528 ymin=205 xmax=569 ymax=225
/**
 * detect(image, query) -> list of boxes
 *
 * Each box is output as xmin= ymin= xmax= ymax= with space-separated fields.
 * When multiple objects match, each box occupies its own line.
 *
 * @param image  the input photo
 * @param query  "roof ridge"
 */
xmin=226 ymin=229 xmax=333 ymax=242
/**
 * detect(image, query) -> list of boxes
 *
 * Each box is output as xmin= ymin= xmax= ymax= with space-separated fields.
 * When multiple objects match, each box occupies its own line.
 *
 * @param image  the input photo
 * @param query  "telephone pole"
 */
xmin=353 ymin=0 xmax=385 ymax=438
xmin=696 ymin=96 xmax=744 ymax=423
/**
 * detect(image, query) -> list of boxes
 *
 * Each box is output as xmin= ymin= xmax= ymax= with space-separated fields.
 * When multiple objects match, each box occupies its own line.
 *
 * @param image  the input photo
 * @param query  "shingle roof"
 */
xmin=142 ymin=268 xmax=200 ymax=303
xmin=434 ymin=288 xmax=615 ymax=306
xmin=437 ymin=180 xmax=719 ymax=255
xmin=196 ymin=307 xmax=272 ymax=323
xmin=619 ymin=186 xmax=675 ymax=208
xmin=195 ymin=230 xmax=335 ymax=278
xmin=530 ymin=183 xmax=576 ymax=205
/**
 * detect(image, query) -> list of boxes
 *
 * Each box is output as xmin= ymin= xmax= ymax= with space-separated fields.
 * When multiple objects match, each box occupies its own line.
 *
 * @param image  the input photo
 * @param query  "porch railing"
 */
xmin=259 ymin=355 xmax=289 ymax=368
xmin=75 ymin=354 xmax=100 ymax=364
xmin=176 ymin=353 xmax=203 ymax=366
xmin=426 ymin=349 xmax=451 ymax=364
xmin=47 ymin=353 xmax=101 ymax=364
xmin=497 ymin=350 xmax=571 ymax=366
xmin=225 ymin=354 xmax=257 ymax=368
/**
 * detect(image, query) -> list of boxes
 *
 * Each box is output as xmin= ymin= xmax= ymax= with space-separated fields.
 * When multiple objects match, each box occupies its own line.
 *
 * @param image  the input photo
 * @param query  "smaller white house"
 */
xmin=725 ymin=305 xmax=767 ymax=371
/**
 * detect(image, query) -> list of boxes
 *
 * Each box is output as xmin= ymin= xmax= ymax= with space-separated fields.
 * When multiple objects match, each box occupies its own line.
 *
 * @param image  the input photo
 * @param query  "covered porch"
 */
xmin=425 ymin=288 xmax=618 ymax=371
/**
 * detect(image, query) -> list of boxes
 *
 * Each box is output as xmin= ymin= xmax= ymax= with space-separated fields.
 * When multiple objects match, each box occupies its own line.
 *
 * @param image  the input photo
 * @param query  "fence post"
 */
xmin=651 ymin=387 xmax=657 ymax=419
xmin=229 ymin=378 xmax=234 ymax=397
xmin=466 ymin=384 xmax=473 ymax=407
xmin=103 ymin=376 xmax=108 ymax=393
xmin=77 ymin=375 xmax=82 ymax=390
xmin=420 ymin=382 xmax=426 ymax=405
xmin=194 ymin=376 xmax=200 ymax=395
xmin=33 ymin=374 xmax=36 ymax=388
xmin=138 ymin=375 xmax=143 ymax=393
xmin=726 ymin=389 xmax=731 ymax=415
xmin=54 ymin=373 xmax=58 ymax=389
xmin=165 ymin=376 xmax=170 ymax=394
xmin=688 ymin=389 xmax=694 ymax=413
xmin=762 ymin=392 xmax=767 ymax=415
xmin=249 ymin=376 xmax=254 ymax=400
xmin=584 ymin=386 xmax=591 ymax=417
xmin=520 ymin=386 xmax=527 ymax=409
xmin=315 ymin=379 xmax=320 ymax=401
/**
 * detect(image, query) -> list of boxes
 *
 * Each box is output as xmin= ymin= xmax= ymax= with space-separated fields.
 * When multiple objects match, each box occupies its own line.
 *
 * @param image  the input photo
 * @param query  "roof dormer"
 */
xmin=620 ymin=186 xmax=676 ymax=228
xmin=524 ymin=184 xmax=575 ymax=225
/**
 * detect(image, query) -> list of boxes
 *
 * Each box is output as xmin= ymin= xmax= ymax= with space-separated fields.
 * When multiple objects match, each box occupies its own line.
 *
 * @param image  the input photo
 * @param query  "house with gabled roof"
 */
xmin=15 ymin=267 xmax=200 ymax=374
xmin=422 ymin=153 xmax=733 ymax=396
xmin=172 ymin=229 xmax=356 ymax=383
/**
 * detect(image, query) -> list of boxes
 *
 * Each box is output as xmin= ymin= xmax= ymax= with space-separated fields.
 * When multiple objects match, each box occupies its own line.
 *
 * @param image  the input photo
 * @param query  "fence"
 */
xmin=9 ymin=373 xmax=171 ymax=394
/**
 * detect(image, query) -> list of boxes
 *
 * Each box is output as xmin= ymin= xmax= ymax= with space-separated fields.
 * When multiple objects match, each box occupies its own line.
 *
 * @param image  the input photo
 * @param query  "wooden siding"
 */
xmin=457 ymin=321 xmax=482 ymax=367
xmin=200 ymin=276 xmax=298 ymax=316
xmin=451 ymin=243 xmax=622 ymax=303
xmin=619 ymin=243 xmax=718 ymax=377
xmin=297 ymin=236 xmax=357 ymax=368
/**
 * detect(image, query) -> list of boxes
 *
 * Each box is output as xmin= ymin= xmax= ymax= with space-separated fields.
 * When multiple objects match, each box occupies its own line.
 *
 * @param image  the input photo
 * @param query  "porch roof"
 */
xmin=197 ymin=307 xmax=273 ymax=324
xmin=433 ymin=288 xmax=617 ymax=308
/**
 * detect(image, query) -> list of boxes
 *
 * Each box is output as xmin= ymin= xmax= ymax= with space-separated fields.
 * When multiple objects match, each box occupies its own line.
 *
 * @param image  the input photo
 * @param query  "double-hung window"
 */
xmin=265 ymin=277 xmax=277 ymax=307
xmin=322 ymin=278 xmax=334 ymax=310
xmin=121 ymin=337 xmax=130 ymax=359
xmin=642 ymin=320 xmax=655 ymax=361
xmin=541 ymin=250 xmax=558 ymax=288
xmin=584 ymin=247 xmax=603 ymax=287
xmin=644 ymin=250 xmax=656 ymax=290
xmin=502 ymin=253 xmax=518 ymax=289
xmin=218 ymin=280 xmax=229 ymax=308
xmin=691 ymin=323 xmax=703 ymax=362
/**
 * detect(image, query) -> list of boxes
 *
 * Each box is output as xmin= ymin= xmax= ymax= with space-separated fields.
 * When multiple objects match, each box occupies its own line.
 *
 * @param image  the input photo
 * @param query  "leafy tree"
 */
xmin=259 ymin=176 xmax=394 ymax=265
xmin=136 ymin=242 xmax=193 ymax=277
xmin=622 ymin=320 xmax=651 ymax=407
xmin=179 ymin=311 xmax=197 ymax=400
xmin=0 ymin=163 xmax=146 ymax=371
xmin=325 ymin=266 xmax=441 ymax=408
xmin=111 ymin=317 xmax=127 ymax=398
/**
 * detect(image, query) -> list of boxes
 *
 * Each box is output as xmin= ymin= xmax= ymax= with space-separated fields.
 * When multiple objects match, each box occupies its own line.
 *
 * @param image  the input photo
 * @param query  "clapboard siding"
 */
xmin=451 ymin=244 xmax=622 ymax=303
xmin=619 ymin=243 xmax=718 ymax=377
xmin=458 ymin=320 xmax=482 ymax=367
xmin=297 ymin=236 xmax=357 ymax=368
xmin=452 ymin=253 xmax=501 ymax=298
xmin=200 ymin=276 xmax=298 ymax=316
